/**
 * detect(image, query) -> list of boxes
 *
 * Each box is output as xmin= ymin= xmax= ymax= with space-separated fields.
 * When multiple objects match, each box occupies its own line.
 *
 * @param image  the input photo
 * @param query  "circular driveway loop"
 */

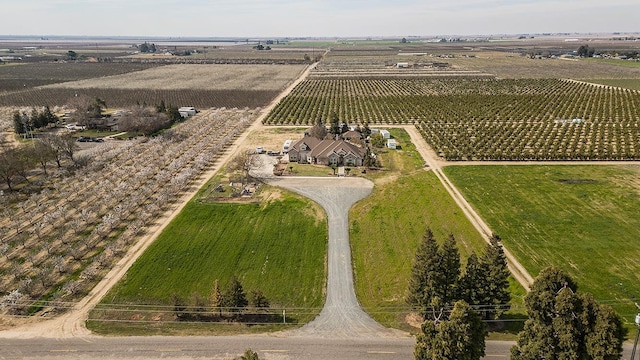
xmin=267 ymin=176 xmax=407 ymax=339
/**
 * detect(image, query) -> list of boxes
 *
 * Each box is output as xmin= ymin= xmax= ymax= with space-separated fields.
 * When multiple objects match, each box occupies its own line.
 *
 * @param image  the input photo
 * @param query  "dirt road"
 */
xmin=400 ymin=125 xmax=535 ymax=289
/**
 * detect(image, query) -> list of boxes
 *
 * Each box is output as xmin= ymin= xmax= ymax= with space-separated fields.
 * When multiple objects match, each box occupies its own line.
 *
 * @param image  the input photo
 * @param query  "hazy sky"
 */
xmin=1 ymin=0 xmax=638 ymax=38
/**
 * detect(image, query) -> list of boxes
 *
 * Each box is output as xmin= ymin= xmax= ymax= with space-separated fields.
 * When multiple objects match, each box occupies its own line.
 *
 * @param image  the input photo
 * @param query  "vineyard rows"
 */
xmin=0 ymin=108 xmax=258 ymax=314
xmin=0 ymin=88 xmax=279 ymax=109
xmin=264 ymin=78 xmax=640 ymax=160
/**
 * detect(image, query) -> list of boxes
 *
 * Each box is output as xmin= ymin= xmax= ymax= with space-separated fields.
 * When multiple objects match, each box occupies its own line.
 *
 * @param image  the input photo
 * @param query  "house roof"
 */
xmin=342 ymin=130 xmax=363 ymax=140
xmin=290 ymin=135 xmax=366 ymax=160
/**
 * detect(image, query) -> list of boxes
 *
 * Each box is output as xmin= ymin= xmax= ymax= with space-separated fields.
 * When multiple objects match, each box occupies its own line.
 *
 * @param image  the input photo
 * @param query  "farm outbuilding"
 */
xmin=387 ymin=139 xmax=396 ymax=149
xmin=178 ymin=107 xmax=197 ymax=118
xmin=380 ymin=130 xmax=391 ymax=139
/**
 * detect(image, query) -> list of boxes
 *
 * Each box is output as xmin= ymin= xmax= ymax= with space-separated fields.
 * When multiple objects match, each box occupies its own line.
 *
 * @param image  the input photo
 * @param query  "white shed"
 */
xmin=380 ymin=130 xmax=391 ymax=139
xmin=178 ymin=107 xmax=197 ymax=118
xmin=387 ymin=139 xmax=396 ymax=150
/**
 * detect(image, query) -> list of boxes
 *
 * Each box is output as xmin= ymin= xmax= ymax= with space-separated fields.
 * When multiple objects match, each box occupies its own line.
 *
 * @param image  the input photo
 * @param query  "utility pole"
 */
xmin=632 ymin=312 xmax=640 ymax=360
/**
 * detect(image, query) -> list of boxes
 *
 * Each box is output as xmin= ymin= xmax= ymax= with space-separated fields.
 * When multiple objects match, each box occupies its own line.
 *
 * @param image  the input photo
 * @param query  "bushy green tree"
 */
xmin=407 ymin=228 xmax=440 ymax=316
xmin=479 ymin=234 xmax=511 ymax=319
xmin=511 ymin=266 xmax=624 ymax=360
xmin=223 ymin=275 xmax=248 ymax=313
xmin=407 ymin=229 xmax=461 ymax=317
xmin=239 ymin=349 xmax=259 ymax=360
xmin=370 ymin=132 xmax=385 ymax=148
xmin=415 ymin=300 xmax=486 ymax=360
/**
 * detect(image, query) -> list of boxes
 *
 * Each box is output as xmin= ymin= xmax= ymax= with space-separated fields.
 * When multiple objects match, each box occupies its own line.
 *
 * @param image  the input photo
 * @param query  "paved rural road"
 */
xmin=0 ymin=336 xmax=524 ymax=360
xmin=266 ymin=175 xmax=407 ymax=339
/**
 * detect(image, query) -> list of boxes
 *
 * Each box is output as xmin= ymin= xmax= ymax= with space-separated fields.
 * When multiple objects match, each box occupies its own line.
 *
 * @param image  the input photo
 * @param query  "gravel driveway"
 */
xmin=265 ymin=175 xmax=407 ymax=339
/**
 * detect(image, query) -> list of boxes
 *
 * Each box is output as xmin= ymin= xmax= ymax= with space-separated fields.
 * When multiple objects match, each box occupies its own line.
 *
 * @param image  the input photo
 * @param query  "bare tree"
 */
xmin=39 ymin=133 xmax=64 ymax=168
xmin=228 ymin=151 xmax=263 ymax=184
xmin=118 ymin=106 xmax=171 ymax=135
xmin=0 ymin=146 xmax=29 ymax=191
xmin=67 ymin=95 xmax=105 ymax=129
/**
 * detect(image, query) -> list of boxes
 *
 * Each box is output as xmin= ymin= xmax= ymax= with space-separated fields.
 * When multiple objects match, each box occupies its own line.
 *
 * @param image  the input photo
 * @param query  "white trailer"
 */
xmin=283 ymin=139 xmax=293 ymax=154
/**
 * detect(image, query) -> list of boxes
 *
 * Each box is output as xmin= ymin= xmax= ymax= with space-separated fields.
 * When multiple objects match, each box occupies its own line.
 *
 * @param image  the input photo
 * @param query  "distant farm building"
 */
xmin=178 ymin=107 xmax=197 ymax=118
xmin=387 ymin=139 xmax=397 ymax=149
xmin=396 ymin=62 xmax=410 ymax=68
xmin=380 ymin=129 xmax=391 ymax=139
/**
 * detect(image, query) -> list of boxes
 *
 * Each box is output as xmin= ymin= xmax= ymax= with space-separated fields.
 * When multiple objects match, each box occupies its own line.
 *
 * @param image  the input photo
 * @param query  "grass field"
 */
xmin=90 ymin=189 xmax=327 ymax=334
xmin=351 ymin=170 xmax=490 ymax=331
xmin=444 ymin=165 xmax=640 ymax=325
xmin=350 ymin=129 xmax=525 ymax=333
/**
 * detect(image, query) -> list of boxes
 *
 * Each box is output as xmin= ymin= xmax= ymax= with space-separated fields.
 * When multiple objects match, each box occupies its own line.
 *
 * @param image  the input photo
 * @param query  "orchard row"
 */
xmin=0 ymin=108 xmax=258 ymax=314
xmin=264 ymin=78 xmax=640 ymax=160
xmin=0 ymin=88 xmax=278 ymax=109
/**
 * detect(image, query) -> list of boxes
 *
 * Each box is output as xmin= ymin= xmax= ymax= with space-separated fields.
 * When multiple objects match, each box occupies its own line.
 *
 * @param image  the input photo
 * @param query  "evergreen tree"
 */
xmin=12 ymin=111 xmax=25 ymax=134
xmin=223 ymin=275 xmax=248 ymax=313
xmin=250 ymin=290 xmax=269 ymax=309
xmin=458 ymin=252 xmax=485 ymax=309
xmin=165 ymin=105 xmax=182 ymax=122
xmin=437 ymin=234 xmax=460 ymax=306
xmin=156 ymin=100 xmax=166 ymax=113
xmin=407 ymin=228 xmax=440 ymax=317
xmin=329 ymin=112 xmax=340 ymax=135
xmin=415 ymin=300 xmax=486 ymax=360
xmin=171 ymin=293 xmax=186 ymax=319
xmin=362 ymin=122 xmax=371 ymax=137
xmin=479 ymin=234 xmax=511 ymax=319
xmin=42 ymin=105 xmax=58 ymax=126
xmin=511 ymin=266 xmax=624 ymax=360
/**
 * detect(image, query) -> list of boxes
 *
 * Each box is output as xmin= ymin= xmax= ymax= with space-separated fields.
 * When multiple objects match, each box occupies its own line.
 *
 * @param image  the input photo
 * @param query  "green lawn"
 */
xmin=351 ymin=170 xmax=495 ymax=331
xmin=444 ymin=165 xmax=640 ymax=325
xmin=90 ymin=190 xmax=327 ymax=334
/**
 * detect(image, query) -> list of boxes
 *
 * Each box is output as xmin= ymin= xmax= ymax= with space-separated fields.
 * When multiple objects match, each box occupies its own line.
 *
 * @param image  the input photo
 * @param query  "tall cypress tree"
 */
xmin=479 ymin=234 xmax=511 ymax=319
xmin=458 ymin=252 xmax=486 ymax=310
xmin=437 ymin=233 xmax=460 ymax=306
xmin=407 ymin=228 xmax=440 ymax=317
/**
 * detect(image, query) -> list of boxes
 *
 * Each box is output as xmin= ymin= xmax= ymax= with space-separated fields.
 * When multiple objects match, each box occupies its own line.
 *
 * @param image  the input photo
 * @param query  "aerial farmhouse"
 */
xmin=288 ymin=135 xmax=366 ymax=166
